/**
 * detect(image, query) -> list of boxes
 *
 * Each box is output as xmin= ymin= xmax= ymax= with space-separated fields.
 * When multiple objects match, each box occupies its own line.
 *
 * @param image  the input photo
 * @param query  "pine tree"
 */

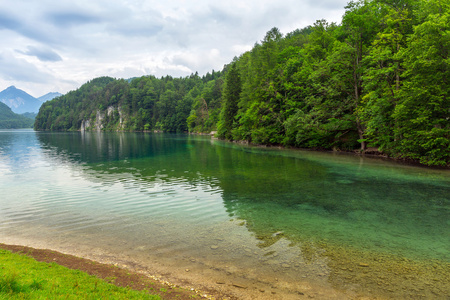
xmin=217 ymin=63 xmax=242 ymax=140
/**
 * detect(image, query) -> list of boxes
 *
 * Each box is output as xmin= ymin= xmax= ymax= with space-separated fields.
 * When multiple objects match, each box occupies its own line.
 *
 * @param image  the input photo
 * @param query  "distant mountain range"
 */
xmin=0 ymin=86 xmax=62 ymax=114
xmin=38 ymin=92 xmax=63 ymax=102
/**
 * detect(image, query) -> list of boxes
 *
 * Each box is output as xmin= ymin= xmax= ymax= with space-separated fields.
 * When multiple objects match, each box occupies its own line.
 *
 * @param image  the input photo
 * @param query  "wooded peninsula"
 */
xmin=34 ymin=0 xmax=449 ymax=167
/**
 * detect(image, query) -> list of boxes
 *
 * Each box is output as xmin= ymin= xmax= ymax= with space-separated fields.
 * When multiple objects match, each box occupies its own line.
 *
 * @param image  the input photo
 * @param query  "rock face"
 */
xmin=94 ymin=110 xmax=105 ymax=130
xmin=80 ymin=110 xmax=104 ymax=131
xmin=80 ymin=120 xmax=91 ymax=131
xmin=80 ymin=106 xmax=125 ymax=131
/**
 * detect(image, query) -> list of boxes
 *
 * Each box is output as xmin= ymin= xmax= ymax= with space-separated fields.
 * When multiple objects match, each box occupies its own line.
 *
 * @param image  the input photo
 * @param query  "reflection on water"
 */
xmin=1 ymin=130 xmax=449 ymax=299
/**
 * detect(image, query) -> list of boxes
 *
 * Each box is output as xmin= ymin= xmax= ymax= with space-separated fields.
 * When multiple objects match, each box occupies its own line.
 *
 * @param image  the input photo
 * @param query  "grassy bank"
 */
xmin=0 ymin=248 xmax=160 ymax=299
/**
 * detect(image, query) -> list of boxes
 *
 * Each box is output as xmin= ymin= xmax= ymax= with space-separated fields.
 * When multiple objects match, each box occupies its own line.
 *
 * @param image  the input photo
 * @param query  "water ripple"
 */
xmin=2 ymin=130 xmax=449 ymax=300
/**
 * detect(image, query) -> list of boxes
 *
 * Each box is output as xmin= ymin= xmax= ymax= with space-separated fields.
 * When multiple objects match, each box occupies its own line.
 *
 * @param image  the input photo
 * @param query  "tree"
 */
xmin=393 ymin=5 xmax=450 ymax=165
xmin=341 ymin=0 xmax=381 ymax=149
xmin=217 ymin=63 xmax=241 ymax=140
xmin=360 ymin=0 xmax=415 ymax=151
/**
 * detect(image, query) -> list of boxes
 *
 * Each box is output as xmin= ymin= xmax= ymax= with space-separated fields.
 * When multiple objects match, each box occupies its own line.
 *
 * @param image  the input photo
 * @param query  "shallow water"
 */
xmin=1 ymin=130 xmax=449 ymax=299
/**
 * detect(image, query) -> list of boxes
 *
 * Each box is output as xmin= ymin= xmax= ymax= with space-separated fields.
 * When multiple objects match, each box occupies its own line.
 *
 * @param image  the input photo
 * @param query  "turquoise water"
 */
xmin=1 ymin=130 xmax=449 ymax=299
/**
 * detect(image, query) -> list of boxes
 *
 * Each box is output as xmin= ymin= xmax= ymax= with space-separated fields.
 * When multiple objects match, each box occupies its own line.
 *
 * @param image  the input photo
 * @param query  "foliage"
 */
xmin=393 ymin=4 xmax=450 ymax=165
xmin=217 ymin=62 xmax=241 ymax=140
xmin=35 ymin=73 xmax=223 ymax=133
xmin=34 ymin=0 xmax=449 ymax=166
xmin=0 ymin=102 xmax=34 ymax=128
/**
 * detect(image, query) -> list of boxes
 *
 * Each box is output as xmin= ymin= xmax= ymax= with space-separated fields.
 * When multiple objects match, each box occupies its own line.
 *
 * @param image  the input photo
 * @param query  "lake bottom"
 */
xmin=3 ymin=218 xmax=448 ymax=299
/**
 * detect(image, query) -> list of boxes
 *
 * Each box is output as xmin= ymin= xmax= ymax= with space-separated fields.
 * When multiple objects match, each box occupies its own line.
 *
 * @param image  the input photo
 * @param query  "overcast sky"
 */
xmin=0 ymin=0 xmax=349 ymax=97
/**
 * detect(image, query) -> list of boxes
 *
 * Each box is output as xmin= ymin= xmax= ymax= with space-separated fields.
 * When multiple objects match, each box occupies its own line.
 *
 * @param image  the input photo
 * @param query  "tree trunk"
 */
xmin=354 ymin=46 xmax=365 ymax=151
xmin=356 ymin=119 xmax=366 ymax=151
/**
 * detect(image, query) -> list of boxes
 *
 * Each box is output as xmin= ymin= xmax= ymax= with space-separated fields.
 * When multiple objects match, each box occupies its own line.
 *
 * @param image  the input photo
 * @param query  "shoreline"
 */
xmin=3 ymin=230 xmax=449 ymax=300
xmin=0 ymin=243 xmax=227 ymax=300
xmin=0 ymin=238 xmax=355 ymax=300
xmin=31 ymin=129 xmax=449 ymax=169
xmin=3 ymin=229 xmax=448 ymax=300
xmin=209 ymin=135 xmax=449 ymax=170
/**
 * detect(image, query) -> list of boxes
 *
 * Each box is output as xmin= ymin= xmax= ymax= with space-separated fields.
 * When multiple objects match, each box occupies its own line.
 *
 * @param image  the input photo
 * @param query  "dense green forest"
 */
xmin=35 ymin=0 xmax=449 ymax=166
xmin=0 ymin=102 xmax=34 ymax=129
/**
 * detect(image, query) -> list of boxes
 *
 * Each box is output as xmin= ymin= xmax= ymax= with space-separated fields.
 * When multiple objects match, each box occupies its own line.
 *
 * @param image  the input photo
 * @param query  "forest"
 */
xmin=34 ymin=0 xmax=449 ymax=166
xmin=0 ymin=102 xmax=34 ymax=129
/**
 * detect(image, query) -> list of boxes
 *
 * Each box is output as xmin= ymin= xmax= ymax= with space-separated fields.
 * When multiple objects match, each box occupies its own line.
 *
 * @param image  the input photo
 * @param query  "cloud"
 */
xmin=207 ymin=5 xmax=242 ymax=25
xmin=0 ymin=12 xmax=21 ymax=30
xmin=46 ymin=11 xmax=102 ymax=28
xmin=0 ymin=51 xmax=55 ymax=83
xmin=305 ymin=0 xmax=346 ymax=10
xmin=171 ymin=49 xmax=223 ymax=73
xmin=0 ymin=10 xmax=59 ymax=45
xmin=0 ymin=0 xmax=350 ymax=96
xmin=16 ymin=46 xmax=63 ymax=62
xmin=106 ymin=8 xmax=164 ymax=37
xmin=109 ymin=22 xmax=164 ymax=38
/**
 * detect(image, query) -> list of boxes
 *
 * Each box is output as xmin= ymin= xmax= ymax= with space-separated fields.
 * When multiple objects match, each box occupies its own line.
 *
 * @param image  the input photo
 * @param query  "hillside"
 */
xmin=34 ymin=0 xmax=449 ymax=166
xmin=0 ymin=102 xmax=34 ymax=128
xmin=35 ymin=74 xmax=223 ymax=133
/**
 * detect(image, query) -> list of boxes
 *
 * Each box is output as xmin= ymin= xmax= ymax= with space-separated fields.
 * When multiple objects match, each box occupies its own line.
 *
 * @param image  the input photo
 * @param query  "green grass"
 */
xmin=0 ymin=249 xmax=160 ymax=299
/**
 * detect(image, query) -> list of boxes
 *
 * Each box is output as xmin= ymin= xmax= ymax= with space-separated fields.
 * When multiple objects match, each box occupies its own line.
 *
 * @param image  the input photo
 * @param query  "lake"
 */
xmin=1 ymin=129 xmax=449 ymax=299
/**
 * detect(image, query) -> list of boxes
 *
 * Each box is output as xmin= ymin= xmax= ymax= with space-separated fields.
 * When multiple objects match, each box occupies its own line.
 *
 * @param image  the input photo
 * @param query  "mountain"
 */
xmin=0 ymin=101 xmax=34 ymax=128
xmin=38 ymin=92 xmax=62 ymax=102
xmin=0 ymin=86 xmax=61 ymax=114
xmin=0 ymin=86 xmax=42 ymax=114
xmin=21 ymin=112 xmax=38 ymax=120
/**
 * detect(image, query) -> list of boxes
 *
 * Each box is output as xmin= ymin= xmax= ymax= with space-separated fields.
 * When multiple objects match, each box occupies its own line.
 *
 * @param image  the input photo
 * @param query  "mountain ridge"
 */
xmin=0 ymin=86 xmax=61 ymax=114
xmin=38 ymin=92 xmax=63 ymax=102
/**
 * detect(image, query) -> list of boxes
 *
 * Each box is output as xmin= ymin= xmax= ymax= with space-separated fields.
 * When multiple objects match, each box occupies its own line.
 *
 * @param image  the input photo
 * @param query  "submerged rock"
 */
xmin=359 ymin=263 xmax=369 ymax=267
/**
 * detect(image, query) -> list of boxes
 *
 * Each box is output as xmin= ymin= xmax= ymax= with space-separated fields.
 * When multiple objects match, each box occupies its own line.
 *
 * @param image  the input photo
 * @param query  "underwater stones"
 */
xmin=210 ymin=245 xmax=219 ymax=250
xmin=359 ymin=263 xmax=369 ymax=267
xmin=232 ymin=283 xmax=247 ymax=289
xmin=336 ymin=179 xmax=354 ymax=184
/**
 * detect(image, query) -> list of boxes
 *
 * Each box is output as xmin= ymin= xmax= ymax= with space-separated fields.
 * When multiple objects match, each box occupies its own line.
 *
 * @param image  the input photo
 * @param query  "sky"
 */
xmin=0 ymin=0 xmax=349 ymax=97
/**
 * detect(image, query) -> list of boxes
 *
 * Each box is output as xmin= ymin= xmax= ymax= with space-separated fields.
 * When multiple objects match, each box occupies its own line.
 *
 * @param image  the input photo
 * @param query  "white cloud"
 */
xmin=16 ymin=45 xmax=63 ymax=62
xmin=0 ymin=0 xmax=349 ymax=96
xmin=171 ymin=48 xmax=223 ymax=73
xmin=0 ymin=50 xmax=54 ymax=83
